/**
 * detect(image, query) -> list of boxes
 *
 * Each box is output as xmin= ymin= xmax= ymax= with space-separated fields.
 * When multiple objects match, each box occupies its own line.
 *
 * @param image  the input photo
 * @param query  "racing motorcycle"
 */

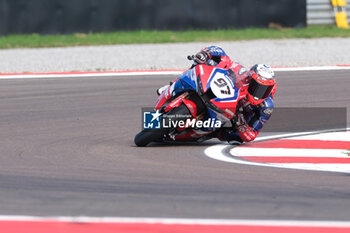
xmin=134 ymin=56 xmax=249 ymax=147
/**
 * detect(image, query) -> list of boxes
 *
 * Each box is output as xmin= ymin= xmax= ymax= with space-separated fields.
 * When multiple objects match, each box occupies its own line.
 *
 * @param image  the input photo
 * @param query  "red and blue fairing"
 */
xmin=155 ymin=62 xmax=248 ymax=141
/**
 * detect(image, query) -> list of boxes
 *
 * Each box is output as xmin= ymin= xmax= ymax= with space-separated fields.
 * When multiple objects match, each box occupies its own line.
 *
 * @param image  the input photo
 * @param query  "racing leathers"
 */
xmin=194 ymin=46 xmax=275 ymax=144
xmin=217 ymin=96 xmax=274 ymax=144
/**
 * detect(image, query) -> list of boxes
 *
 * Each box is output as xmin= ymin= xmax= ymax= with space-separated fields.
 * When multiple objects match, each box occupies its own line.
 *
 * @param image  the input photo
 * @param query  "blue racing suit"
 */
xmin=217 ymin=96 xmax=274 ymax=144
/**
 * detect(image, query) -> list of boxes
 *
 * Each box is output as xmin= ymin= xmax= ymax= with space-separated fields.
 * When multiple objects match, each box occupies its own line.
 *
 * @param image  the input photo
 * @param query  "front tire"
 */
xmin=134 ymin=103 xmax=192 ymax=147
xmin=134 ymin=129 xmax=167 ymax=147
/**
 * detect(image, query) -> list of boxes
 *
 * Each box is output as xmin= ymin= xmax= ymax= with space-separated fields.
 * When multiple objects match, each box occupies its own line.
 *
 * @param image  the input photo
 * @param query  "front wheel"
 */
xmin=134 ymin=102 xmax=195 ymax=146
xmin=134 ymin=129 xmax=167 ymax=147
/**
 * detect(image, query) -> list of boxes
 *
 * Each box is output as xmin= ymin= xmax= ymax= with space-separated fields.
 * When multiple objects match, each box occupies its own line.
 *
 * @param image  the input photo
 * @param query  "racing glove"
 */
xmin=193 ymin=49 xmax=211 ymax=64
xmin=236 ymin=107 xmax=258 ymax=142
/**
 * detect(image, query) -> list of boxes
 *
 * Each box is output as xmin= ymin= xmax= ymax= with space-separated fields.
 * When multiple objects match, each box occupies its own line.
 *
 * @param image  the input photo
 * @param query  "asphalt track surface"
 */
xmin=0 ymin=70 xmax=350 ymax=221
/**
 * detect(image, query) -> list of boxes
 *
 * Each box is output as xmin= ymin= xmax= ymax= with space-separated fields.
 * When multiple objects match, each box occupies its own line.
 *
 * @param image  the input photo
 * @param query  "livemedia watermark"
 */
xmin=141 ymin=108 xmax=222 ymax=130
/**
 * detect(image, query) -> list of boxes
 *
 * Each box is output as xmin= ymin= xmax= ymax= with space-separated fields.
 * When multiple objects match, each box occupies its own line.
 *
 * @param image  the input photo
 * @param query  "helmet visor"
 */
xmin=248 ymin=78 xmax=274 ymax=100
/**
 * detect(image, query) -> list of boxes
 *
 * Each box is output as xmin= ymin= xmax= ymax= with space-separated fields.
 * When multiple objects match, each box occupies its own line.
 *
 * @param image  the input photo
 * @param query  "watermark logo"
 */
xmin=162 ymin=115 xmax=221 ymax=128
xmin=143 ymin=110 xmax=162 ymax=129
xmin=142 ymin=108 xmax=222 ymax=130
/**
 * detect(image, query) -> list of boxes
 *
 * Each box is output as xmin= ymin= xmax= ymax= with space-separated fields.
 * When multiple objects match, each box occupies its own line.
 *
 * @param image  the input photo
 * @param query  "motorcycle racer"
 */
xmin=217 ymin=65 xmax=276 ymax=145
xmin=157 ymin=46 xmax=277 ymax=145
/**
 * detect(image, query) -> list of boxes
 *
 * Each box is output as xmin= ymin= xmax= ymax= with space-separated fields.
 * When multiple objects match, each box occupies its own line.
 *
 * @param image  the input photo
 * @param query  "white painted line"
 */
xmin=1 ymin=215 xmax=350 ymax=227
xmin=230 ymin=148 xmax=349 ymax=158
xmin=0 ymin=65 xmax=349 ymax=79
xmin=0 ymin=71 xmax=184 ymax=80
xmin=204 ymin=129 xmax=350 ymax=173
xmin=285 ymin=131 xmax=350 ymax=141
xmin=205 ymin=144 xmax=350 ymax=173
xmin=253 ymin=128 xmax=350 ymax=142
xmin=273 ymin=66 xmax=350 ymax=72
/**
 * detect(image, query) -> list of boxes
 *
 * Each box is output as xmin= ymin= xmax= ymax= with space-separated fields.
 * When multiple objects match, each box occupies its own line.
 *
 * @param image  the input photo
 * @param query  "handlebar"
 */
xmin=187 ymin=55 xmax=194 ymax=60
xmin=187 ymin=55 xmax=217 ymax=67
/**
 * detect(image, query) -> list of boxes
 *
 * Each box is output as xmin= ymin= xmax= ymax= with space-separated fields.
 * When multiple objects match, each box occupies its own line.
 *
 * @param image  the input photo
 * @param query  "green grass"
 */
xmin=0 ymin=25 xmax=349 ymax=49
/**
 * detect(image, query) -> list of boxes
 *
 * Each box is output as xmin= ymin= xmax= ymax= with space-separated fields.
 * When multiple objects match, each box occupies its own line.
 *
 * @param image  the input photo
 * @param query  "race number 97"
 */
xmin=210 ymin=72 xmax=235 ymax=99
xmin=214 ymin=78 xmax=231 ymax=95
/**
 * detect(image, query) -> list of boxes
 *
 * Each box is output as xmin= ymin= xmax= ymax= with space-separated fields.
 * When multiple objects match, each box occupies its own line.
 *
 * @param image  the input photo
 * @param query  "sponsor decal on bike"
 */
xmin=207 ymin=68 xmax=238 ymax=101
